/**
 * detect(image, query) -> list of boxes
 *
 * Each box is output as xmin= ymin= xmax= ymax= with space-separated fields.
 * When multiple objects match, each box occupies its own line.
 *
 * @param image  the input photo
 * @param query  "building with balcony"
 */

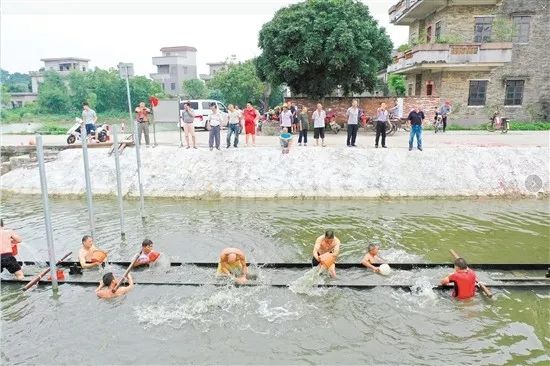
xmin=388 ymin=0 xmax=549 ymax=122
xmin=151 ymin=46 xmax=198 ymax=95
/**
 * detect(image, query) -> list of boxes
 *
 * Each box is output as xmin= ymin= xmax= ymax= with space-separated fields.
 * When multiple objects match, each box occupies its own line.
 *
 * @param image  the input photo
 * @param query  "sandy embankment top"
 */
xmin=1 ymin=145 xmax=548 ymax=198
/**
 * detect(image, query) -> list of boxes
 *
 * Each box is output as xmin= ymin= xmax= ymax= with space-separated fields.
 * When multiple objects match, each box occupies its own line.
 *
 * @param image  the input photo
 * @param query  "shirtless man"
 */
xmin=312 ymin=230 xmax=341 ymax=278
xmin=0 ymin=219 xmax=24 ymax=280
xmin=217 ymin=247 xmax=248 ymax=284
xmin=361 ymin=243 xmax=385 ymax=273
xmin=95 ymin=272 xmax=134 ymax=299
xmin=79 ymin=235 xmax=107 ymax=269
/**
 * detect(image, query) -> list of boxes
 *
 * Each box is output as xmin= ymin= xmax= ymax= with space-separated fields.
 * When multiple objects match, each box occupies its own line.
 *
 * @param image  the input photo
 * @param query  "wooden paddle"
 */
xmin=23 ymin=252 xmax=72 ymax=291
xmin=112 ymin=253 xmax=140 ymax=293
xmin=449 ymin=249 xmax=493 ymax=298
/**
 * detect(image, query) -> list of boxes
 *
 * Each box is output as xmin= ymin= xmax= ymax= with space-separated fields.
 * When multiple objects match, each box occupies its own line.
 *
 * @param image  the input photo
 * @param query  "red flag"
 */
xmin=149 ymin=96 xmax=159 ymax=107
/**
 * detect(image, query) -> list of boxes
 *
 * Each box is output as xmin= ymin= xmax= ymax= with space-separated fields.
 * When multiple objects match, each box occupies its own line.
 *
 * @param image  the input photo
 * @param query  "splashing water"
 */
xmin=288 ymin=267 xmax=329 ymax=296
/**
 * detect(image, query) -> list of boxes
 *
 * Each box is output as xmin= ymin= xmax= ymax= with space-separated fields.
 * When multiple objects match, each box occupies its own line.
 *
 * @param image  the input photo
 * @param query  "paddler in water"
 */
xmin=312 ymin=230 xmax=341 ymax=278
xmin=134 ymin=239 xmax=161 ymax=267
xmin=361 ymin=243 xmax=386 ymax=273
xmin=217 ymin=247 xmax=249 ymax=284
xmin=79 ymin=235 xmax=108 ymax=269
xmin=440 ymin=257 xmax=478 ymax=300
xmin=95 ymin=272 xmax=134 ymax=299
xmin=0 ymin=218 xmax=24 ymax=280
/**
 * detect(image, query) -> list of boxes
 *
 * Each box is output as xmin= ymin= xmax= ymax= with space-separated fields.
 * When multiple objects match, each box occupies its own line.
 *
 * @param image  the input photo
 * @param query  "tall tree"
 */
xmin=256 ymin=0 xmax=393 ymax=98
xmin=37 ymin=70 xmax=70 ymax=113
xmin=182 ymin=79 xmax=208 ymax=99
xmin=387 ymin=74 xmax=406 ymax=96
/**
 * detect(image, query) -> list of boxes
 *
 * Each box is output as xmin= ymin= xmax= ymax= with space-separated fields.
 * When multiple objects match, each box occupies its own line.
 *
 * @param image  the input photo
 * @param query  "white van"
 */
xmin=181 ymin=99 xmax=228 ymax=129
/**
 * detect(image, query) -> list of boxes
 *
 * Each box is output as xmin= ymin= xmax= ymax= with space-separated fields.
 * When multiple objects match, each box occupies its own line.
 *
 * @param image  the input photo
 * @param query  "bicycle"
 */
xmin=487 ymin=112 xmax=509 ymax=133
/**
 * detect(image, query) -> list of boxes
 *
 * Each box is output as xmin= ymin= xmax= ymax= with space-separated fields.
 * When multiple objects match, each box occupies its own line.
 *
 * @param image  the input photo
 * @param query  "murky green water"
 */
xmin=1 ymin=196 xmax=549 ymax=365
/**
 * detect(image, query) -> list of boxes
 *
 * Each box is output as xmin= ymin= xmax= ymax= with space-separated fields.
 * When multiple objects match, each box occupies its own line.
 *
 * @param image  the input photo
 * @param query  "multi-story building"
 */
xmin=30 ymin=57 xmax=90 ymax=93
xmin=151 ymin=46 xmax=198 ymax=95
xmin=388 ymin=0 xmax=549 ymax=123
xmin=200 ymin=62 xmax=228 ymax=81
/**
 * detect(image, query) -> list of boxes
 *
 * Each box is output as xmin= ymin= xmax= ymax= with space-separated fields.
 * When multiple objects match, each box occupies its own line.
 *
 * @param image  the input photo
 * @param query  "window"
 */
xmin=474 ymin=17 xmax=493 ymax=43
xmin=202 ymin=102 xmax=211 ymax=109
xmin=504 ymin=80 xmax=524 ymax=105
xmin=426 ymin=26 xmax=432 ymax=43
xmin=512 ymin=16 xmax=531 ymax=43
xmin=468 ymin=80 xmax=488 ymax=106
xmin=435 ymin=21 xmax=442 ymax=41
xmin=158 ymin=65 xmax=169 ymax=74
xmin=426 ymin=82 xmax=434 ymax=96
xmin=415 ymin=74 xmax=422 ymax=96
xmin=170 ymin=83 xmax=176 ymax=90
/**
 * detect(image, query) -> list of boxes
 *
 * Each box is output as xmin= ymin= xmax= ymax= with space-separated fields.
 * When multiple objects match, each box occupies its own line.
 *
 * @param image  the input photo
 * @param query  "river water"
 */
xmin=1 ymin=196 xmax=549 ymax=365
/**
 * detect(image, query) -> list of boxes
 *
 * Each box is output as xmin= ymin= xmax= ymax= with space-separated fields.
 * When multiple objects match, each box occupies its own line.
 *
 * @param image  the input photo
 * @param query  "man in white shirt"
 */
xmin=311 ymin=103 xmax=327 ymax=147
xmin=346 ymin=99 xmax=360 ymax=147
xmin=280 ymin=105 xmax=293 ymax=133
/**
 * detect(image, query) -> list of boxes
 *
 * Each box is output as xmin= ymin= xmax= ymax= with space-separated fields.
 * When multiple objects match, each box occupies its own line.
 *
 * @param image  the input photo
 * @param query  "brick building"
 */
xmin=388 ymin=0 xmax=550 ymax=124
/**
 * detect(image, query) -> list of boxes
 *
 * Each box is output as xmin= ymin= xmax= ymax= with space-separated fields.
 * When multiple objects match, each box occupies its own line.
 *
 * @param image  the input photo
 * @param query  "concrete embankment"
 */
xmin=0 ymin=146 xmax=548 ymax=198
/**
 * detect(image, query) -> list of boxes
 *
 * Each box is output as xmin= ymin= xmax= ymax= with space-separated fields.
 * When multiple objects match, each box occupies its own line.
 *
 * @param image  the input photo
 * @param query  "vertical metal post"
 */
xmin=36 ymin=134 xmax=58 ymax=292
xmin=178 ymin=119 xmax=183 ymax=147
xmin=152 ymin=112 xmax=157 ymax=147
xmin=112 ymin=126 xmax=125 ymax=237
xmin=81 ymin=121 xmax=95 ymax=238
xmin=134 ymin=120 xmax=145 ymax=218
xmin=125 ymin=68 xmax=133 ymax=127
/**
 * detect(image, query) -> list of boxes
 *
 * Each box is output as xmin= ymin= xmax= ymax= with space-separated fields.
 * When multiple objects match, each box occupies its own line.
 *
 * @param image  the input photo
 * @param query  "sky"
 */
xmin=0 ymin=0 xmax=409 ymax=77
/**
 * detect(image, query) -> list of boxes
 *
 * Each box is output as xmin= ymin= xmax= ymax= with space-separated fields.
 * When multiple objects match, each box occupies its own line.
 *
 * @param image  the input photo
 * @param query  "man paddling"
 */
xmin=95 ymin=272 xmax=134 ymax=298
xmin=312 ymin=230 xmax=341 ymax=278
xmin=134 ymin=239 xmax=161 ymax=267
xmin=217 ymin=247 xmax=249 ymax=284
xmin=361 ymin=243 xmax=386 ymax=273
xmin=441 ymin=257 xmax=478 ymax=300
xmin=79 ymin=235 xmax=107 ymax=269
xmin=0 ymin=219 xmax=24 ymax=280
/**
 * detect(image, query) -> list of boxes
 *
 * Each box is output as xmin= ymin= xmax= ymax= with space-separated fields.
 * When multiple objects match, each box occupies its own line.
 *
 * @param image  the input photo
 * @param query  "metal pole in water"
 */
xmin=112 ymin=126 xmax=125 ymax=237
xmin=36 ymin=134 xmax=59 ymax=292
xmin=134 ymin=120 xmax=146 ymax=218
xmin=81 ymin=120 xmax=95 ymax=238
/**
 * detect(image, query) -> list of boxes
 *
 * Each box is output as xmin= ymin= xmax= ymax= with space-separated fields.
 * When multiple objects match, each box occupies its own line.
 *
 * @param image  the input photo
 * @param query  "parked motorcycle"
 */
xmin=487 ymin=111 xmax=509 ymax=133
xmin=325 ymin=109 xmax=341 ymax=134
xmin=67 ymin=118 xmax=109 ymax=144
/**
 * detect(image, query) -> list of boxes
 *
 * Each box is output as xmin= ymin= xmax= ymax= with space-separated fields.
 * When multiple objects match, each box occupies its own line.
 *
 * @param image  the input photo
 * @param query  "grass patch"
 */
xmin=36 ymin=123 xmax=68 ymax=135
xmin=509 ymin=121 xmax=550 ymax=130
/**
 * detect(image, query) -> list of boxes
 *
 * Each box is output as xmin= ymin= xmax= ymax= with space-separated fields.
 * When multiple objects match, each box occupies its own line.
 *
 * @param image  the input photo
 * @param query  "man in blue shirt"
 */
xmin=408 ymin=107 xmax=423 ymax=151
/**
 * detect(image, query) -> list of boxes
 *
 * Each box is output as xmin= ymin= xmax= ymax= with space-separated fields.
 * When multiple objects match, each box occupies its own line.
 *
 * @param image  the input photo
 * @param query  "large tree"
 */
xmin=182 ymin=79 xmax=208 ymax=99
xmin=256 ymin=0 xmax=393 ymax=98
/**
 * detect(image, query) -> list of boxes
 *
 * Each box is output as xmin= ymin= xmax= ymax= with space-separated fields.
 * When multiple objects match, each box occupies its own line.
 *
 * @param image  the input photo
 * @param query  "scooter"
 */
xmin=325 ymin=109 xmax=341 ymax=134
xmin=67 ymin=118 xmax=109 ymax=144
xmin=487 ymin=111 xmax=509 ymax=133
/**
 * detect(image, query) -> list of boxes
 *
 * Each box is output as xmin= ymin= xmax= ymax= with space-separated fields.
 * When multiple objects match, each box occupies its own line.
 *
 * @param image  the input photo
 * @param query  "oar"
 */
xmin=23 ymin=252 xmax=72 ymax=291
xmin=112 ymin=253 xmax=140 ymax=293
xmin=449 ymin=249 xmax=493 ymax=298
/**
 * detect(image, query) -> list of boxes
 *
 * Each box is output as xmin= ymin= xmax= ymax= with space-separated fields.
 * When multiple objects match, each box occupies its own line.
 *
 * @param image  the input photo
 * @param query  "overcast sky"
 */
xmin=1 ymin=0 xmax=408 ymax=76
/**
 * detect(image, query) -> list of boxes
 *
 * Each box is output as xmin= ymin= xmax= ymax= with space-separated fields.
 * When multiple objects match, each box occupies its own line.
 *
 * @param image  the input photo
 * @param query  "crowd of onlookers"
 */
xmin=79 ymin=98 xmax=452 ymax=151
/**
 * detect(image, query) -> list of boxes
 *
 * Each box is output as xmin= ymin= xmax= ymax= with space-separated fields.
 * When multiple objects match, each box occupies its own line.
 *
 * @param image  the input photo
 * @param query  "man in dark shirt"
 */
xmin=408 ymin=107 xmax=423 ymax=151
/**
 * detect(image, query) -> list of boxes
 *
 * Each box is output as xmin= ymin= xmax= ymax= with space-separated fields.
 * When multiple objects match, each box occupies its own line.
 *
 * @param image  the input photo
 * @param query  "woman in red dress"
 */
xmin=243 ymin=101 xmax=259 ymax=147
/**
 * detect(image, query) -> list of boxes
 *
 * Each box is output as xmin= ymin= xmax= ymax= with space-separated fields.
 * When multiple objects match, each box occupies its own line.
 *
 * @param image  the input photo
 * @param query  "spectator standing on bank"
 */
xmin=408 ymin=107 xmax=423 ymax=151
xmin=135 ymin=102 xmax=151 ymax=147
xmin=280 ymin=105 xmax=293 ymax=134
xmin=243 ymin=102 xmax=259 ymax=147
xmin=289 ymin=101 xmax=299 ymax=134
xmin=207 ymin=103 xmax=223 ymax=151
xmin=374 ymin=102 xmax=389 ymax=148
xmin=346 ymin=99 xmax=360 ymax=147
xmin=180 ymin=102 xmax=197 ymax=149
xmin=82 ymin=102 xmax=98 ymax=141
xmin=298 ymin=106 xmax=309 ymax=146
xmin=226 ymin=104 xmax=242 ymax=148
xmin=312 ymin=103 xmax=327 ymax=147
xmin=439 ymin=100 xmax=452 ymax=132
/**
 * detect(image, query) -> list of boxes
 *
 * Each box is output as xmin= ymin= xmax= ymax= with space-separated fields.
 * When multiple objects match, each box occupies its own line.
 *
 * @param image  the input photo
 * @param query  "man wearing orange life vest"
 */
xmin=95 ymin=272 xmax=134 ymax=299
xmin=441 ymin=257 xmax=478 ymax=300
xmin=0 ymin=218 xmax=24 ymax=280
xmin=312 ymin=230 xmax=341 ymax=278
xmin=135 ymin=239 xmax=161 ymax=267
xmin=79 ymin=235 xmax=108 ymax=269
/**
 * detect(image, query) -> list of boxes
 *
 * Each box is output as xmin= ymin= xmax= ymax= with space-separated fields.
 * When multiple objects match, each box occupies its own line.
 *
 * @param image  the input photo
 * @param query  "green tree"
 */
xmin=387 ymin=74 xmax=406 ymax=96
xmin=182 ymin=79 xmax=208 ymax=99
xmin=0 ymin=69 xmax=31 ymax=92
xmin=208 ymin=60 xmax=265 ymax=107
xmin=256 ymin=0 xmax=393 ymax=98
xmin=1 ymin=84 xmax=11 ymax=107
xmin=37 ymin=70 xmax=70 ymax=113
